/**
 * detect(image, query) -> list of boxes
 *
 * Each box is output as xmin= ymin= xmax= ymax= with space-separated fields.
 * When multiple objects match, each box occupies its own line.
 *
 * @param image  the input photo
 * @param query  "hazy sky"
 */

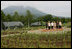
xmin=1 ymin=1 xmax=71 ymax=17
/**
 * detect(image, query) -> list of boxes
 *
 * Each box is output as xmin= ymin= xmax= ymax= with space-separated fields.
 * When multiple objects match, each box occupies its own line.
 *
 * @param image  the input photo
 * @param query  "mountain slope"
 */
xmin=2 ymin=6 xmax=47 ymax=17
xmin=2 ymin=6 xmax=70 ymax=18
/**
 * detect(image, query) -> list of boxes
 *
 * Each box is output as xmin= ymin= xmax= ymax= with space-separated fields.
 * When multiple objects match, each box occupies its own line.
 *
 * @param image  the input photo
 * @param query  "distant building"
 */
xmin=2 ymin=22 xmax=24 ymax=29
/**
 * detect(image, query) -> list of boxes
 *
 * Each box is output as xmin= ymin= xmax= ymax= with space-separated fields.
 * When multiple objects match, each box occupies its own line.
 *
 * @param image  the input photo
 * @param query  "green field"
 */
xmin=1 ymin=30 xmax=71 ymax=48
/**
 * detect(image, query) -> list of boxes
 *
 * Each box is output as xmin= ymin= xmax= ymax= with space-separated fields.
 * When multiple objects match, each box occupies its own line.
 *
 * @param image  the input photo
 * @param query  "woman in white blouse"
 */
xmin=59 ymin=21 xmax=62 ymax=29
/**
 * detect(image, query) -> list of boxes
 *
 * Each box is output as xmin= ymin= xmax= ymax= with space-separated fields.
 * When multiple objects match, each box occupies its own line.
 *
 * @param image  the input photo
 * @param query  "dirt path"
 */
xmin=1 ymin=27 xmax=71 ymax=37
xmin=28 ymin=27 xmax=71 ymax=34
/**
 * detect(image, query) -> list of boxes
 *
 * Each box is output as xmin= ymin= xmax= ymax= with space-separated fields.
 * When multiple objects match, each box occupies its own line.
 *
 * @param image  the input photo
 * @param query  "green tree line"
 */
xmin=1 ymin=10 xmax=71 ymax=27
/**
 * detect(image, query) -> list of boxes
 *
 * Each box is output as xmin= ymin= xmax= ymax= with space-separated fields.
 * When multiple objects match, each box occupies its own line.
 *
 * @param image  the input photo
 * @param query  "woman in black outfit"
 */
xmin=56 ymin=21 xmax=59 ymax=29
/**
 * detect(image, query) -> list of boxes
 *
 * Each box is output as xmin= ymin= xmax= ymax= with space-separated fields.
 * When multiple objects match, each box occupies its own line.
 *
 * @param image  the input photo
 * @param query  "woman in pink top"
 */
xmin=53 ymin=21 xmax=56 ymax=29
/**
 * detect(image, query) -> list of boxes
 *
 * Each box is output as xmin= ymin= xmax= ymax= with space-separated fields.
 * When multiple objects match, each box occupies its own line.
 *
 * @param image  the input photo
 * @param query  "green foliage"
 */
xmin=6 ymin=14 xmax=12 ymax=21
xmin=1 ymin=10 xmax=6 ymax=21
xmin=61 ymin=17 xmax=71 ymax=23
xmin=52 ymin=17 xmax=60 ymax=22
xmin=63 ymin=22 xmax=71 ymax=28
xmin=1 ymin=10 xmax=71 ymax=27
xmin=26 ymin=10 xmax=34 ymax=27
xmin=19 ymin=15 xmax=25 ymax=24
xmin=12 ymin=11 xmax=20 ymax=21
xmin=43 ymin=14 xmax=53 ymax=22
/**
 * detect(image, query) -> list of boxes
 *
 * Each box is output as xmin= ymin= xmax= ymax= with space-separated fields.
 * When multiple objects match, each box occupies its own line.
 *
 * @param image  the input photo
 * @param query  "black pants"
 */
xmin=59 ymin=25 xmax=62 ymax=28
xmin=48 ymin=26 xmax=50 ymax=30
xmin=56 ymin=26 xmax=58 ymax=29
xmin=51 ymin=26 xmax=53 ymax=29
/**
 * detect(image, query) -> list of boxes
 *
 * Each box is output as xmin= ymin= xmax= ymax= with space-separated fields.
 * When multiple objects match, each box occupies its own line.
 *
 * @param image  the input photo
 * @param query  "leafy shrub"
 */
xmin=63 ymin=22 xmax=71 ymax=28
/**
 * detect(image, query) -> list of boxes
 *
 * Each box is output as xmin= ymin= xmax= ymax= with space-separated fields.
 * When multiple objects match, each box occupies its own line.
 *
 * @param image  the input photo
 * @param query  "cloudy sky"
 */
xmin=1 ymin=1 xmax=71 ymax=17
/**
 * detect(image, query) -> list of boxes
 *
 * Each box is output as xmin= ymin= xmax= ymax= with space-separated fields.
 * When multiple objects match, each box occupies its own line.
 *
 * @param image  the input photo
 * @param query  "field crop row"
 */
xmin=1 ymin=30 xmax=71 ymax=48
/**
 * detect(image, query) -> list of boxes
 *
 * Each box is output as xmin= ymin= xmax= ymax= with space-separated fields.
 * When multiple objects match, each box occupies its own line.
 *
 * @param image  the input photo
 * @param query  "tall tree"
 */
xmin=52 ymin=17 xmax=60 ymax=22
xmin=43 ymin=14 xmax=53 ymax=22
xmin=12 ymin=11 xmax=19 ymax=21
xmin=6 ymin=14 xmax=12 ymax=21
xmin=1 ymin=10 xmax=6 ymax=21
xmin=19 ymin=15 xmax=25 ymax=24
xmin=61 ymin=17 xmax=65 ymax=23
xmin=26 ymin=10 xmax=33 ymax=28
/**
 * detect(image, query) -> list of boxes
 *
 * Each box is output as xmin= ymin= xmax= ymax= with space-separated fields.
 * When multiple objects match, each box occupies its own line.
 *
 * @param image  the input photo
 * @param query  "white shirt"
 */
xmin=59 ymin=22 xmax=62 ymax=26
xmin=48 ymin=23 xmax=50 ymax=26
xmin=51 ymin=22 xmax=53 ymax=26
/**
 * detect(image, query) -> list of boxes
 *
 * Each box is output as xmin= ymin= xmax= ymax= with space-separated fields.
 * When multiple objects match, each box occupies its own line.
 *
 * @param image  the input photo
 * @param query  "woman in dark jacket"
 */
xmin=56 ymin=21 xmax=59 ymax=29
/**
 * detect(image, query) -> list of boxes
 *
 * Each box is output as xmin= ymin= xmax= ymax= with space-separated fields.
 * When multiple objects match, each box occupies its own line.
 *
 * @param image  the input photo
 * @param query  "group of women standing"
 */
xmin=46 ymin=21 xmax=62 ymax=30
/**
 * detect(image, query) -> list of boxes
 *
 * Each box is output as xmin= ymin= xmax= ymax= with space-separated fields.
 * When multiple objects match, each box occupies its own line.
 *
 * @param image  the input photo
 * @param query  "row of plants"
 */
xmin=1 ymin=30 xmax=71 ymax=48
